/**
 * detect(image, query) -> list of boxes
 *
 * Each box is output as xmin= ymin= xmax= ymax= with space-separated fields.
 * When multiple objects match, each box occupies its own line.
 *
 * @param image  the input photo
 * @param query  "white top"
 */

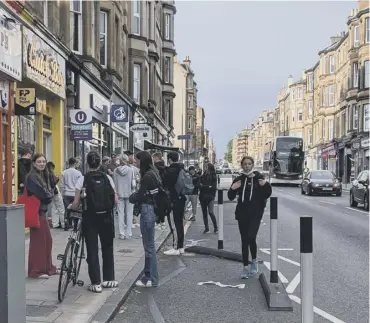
xmin=75 ymin=173 xmax=115 ymax=191
xmin=61 ymin=168 xmax=83 ymax=196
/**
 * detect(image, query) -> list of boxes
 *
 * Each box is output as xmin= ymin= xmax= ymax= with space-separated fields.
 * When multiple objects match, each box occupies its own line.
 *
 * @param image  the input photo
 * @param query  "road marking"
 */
xmin=276 ymin=188 xmax=284 ymax=192
xmin=260 ymin=248 xmax=294 ymax=251
xmin=289 ymin=295 xmax=346 ymax=323
xmin=259 ymin=249 xmax=301 ymax=267
xmin=148 ymin=294 xmax=165 ymax=323
xmin=263 ymin=261 xmax=289 ymax=283
xmin=197 ymin=281 xmax=245 ymax=289
xmin=319 ymin=200 xmax=336 ymax=205
xmin=345 ymin=207 xmax=369 ymax=215
xmin=285 ymin=272 xmax=300 ymax=294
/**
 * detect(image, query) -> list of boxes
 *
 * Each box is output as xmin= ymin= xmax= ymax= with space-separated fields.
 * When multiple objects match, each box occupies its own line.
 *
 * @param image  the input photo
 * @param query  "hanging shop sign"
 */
xmin=0 ymin=10 xmax=22 ymax=81
xmin=110 ymin=104 xmax=129 ymax=123
xmin=70 ymin=109 xmax=93 ymax=141
xmin=14 ymin=88 xmax=36 ymax=115
xmin=23 ymin=27 xmax=65 ymax=99
xmin=361 ymin=138 xmax=369 ymax=149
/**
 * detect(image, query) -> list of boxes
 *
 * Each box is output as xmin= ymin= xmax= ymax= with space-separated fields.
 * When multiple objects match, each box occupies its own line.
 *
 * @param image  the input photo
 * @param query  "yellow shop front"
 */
xmin=17 ymin=26 xmax=65 ymax=184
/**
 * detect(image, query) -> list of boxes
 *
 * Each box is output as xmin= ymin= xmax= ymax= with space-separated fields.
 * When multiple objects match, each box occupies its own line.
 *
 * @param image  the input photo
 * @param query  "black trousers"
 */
xmin=172 ymin=197 xmax=186 ymax=249
xmin=155 ymin=201 xmax=166 ymax=224
xmin=83 ymin=212 xmax=115 ymax=285
xmin=237 ymin=215 xmax=262 ymax=266
xmin=200 ymin=199 xmax=217 ymax=230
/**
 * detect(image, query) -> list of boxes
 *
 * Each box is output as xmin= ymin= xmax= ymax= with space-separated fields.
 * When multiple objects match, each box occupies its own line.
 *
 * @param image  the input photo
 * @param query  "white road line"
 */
xmin=276 ymin=188 xmax=284 ymax=192
xmin=263 ymin=261 xmax=289 ymax=283
xmin=319 ymin=200 xmax=336 ymax=205
xmin=345 ymin=207 xmax=369 ymax=215
xmin=289 ymin=295 xmax=346 ymax=323
xmin=259 ymin=249 xmax=301 ymax=267
xmin=285 ymin=272 xmax=300 ymax=294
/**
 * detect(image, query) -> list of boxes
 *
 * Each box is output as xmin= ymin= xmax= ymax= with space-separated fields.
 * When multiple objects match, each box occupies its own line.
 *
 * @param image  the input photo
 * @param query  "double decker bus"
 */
xmin=263 ymin=136 xmax=304 ymax=186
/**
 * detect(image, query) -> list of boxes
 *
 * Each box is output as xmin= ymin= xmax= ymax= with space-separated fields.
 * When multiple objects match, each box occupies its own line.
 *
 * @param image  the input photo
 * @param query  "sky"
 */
xmin=174 ymin=0 xmax=356 ymax=159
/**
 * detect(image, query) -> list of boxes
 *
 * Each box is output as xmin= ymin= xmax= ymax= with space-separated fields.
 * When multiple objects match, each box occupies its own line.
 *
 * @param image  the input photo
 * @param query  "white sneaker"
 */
xmin=37 ymin=274 xmax=49 ymax=279
xmin=135 ymin=280 xmax=152 ymax=287
xmin=119 ymin=234 xmax=126 ymax=240
xmin=179 ymin=248 xmax=185 ymax=254
xmin=164 ymin=248 xmax=180 ymax=256
xmin=160 ymin=223 xmax=166 ymax=230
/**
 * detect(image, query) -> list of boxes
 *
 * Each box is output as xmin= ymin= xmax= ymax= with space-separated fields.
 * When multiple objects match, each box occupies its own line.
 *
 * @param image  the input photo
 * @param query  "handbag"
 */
xmin=16 ymin=187 xmax=40 ymax=229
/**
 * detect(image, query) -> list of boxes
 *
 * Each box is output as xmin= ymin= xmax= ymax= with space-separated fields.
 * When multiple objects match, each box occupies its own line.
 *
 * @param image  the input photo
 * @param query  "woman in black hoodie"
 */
xmin=199 ymin=163 xmax=218 ymax=234
xmin=129 ymin=151 xmax=161 ymax=287
xmin=228 ymin=156 xmax=272 ymax=279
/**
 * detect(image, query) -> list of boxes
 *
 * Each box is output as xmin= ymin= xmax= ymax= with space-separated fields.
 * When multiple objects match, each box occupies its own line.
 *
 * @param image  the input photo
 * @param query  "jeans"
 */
xmin=186 ymin=194 xmax=198 ymax=216
xmin=117 ymin=198 xmax=134 ymax=237
xmin=140 ymin=204 xmax=158 ymax=286
xmin=63 ymin=196 xmax=75 ymax=227
xmin=200 ymin=199 xmax=218 ymax=230
xmin=83 ymin=212 xmax=115 ymax=285
xmin=173 ymin=197 xmax=186 ymax=249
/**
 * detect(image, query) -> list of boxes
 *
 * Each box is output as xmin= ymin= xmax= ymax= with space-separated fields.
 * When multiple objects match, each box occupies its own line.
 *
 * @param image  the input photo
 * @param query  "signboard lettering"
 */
xmin=15 ymin=88 xmax=36 ymax=115
xmin=70 ymin=110 xmax=93 ymax=141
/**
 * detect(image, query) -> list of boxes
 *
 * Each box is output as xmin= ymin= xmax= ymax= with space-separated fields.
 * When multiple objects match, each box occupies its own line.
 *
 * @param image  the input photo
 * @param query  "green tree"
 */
xmin=224 ymin=139 xmax=233 ymax=163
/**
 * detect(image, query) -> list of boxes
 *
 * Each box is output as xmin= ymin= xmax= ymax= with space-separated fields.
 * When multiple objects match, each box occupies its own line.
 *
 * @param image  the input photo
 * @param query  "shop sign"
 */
xmin=351 ymin=141 xmax=360 ymax=150
xmin=0 ymin=10 xmax=22 ymax=81
xmin=361 ymin=138 xmax=369 ymax=149
xmin=23 ymin=27 xmax=65 ymax=99
xmin=111 ymin=104 xmax=129 ymax=123
xmin=0 ymin=80 xmax=9 ymax=110
xmin=15 ymin=88 xmax=36 ymax=115
xmin=70 ymin=109 xmax=93 ymax=141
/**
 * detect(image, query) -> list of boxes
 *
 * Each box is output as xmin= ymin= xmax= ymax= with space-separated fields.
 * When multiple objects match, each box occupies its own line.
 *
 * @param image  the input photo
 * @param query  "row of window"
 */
xmin=353 ymin=17 xmax=370 ymax=47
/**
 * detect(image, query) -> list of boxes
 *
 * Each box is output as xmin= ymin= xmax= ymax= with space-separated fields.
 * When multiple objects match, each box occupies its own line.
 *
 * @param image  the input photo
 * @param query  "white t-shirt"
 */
xmin=75 ymin=173 xmax=115 ymax=191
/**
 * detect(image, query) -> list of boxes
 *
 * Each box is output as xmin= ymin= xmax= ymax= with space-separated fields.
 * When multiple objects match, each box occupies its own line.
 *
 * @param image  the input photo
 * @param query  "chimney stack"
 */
xmin=330 ymin=32 xmax=344 ymax=45
xmin=287 ymin=75 xmax=293 ymax=87
xmin=183 ymin=56 xmax=191 ymax=67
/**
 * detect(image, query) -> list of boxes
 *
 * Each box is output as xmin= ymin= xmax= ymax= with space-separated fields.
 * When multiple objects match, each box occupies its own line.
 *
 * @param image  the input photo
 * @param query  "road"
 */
xmin=112 ymin=178 xmax=369 ymax=323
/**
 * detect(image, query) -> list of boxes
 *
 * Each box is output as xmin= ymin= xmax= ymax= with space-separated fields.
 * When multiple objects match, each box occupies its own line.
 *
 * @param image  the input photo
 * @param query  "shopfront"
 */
xmin=19 ymin=26 xmax=65 ymax=177
xmin=321 ymin=144 xmax=337 ymax=173
xmin=77 ymin=77 xmax=112 ymax=159
xmin=0 ymin=7 xmax=22 ymax=203
xmin=360 ymin=137 xmax=369 ymax=171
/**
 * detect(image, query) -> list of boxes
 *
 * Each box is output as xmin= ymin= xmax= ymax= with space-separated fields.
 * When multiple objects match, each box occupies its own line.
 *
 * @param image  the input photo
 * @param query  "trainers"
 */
xmin=203 ymin=229 xmax=210 ymax=234
xmin=135 ymin=280 xmax=152 ymax=288
xmin=164 ymin=248 xmax=180 ymax=256
xmin=160 ymin=223 xmax=166 ymax=230
xmin=188 ymin=215 xmax=196 ymax=221
xmin=179 ymin=248 xmax=185 ymax=254
xmin=250 ymin=262 xmax=258 ymax=275
xmin=240 ymin=267 xmax=249 ymax=279
xmin=119 ymin=234 xmax=126 ymax=240
xmin=214 ymin=228 xmax=219 ymax=234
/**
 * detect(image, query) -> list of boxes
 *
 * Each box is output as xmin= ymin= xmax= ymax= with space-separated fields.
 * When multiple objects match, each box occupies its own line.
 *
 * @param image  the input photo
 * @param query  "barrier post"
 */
xmin=270 ymin=197 xmax=278 ymax=283
xmin=300 ymin=216 xmax=313 ymax=323
xmin=217 ymin=189 xmax=224 ymax=250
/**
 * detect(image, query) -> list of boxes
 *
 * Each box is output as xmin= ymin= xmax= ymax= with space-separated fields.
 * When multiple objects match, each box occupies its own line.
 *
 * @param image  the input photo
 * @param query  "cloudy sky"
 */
xmin=174 ymin=0 xmax=356 ymax=158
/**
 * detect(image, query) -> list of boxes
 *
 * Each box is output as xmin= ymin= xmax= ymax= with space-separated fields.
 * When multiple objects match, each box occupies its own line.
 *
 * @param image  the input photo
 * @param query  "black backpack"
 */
xmin=83 ymin=171 xmax=115 ymax=214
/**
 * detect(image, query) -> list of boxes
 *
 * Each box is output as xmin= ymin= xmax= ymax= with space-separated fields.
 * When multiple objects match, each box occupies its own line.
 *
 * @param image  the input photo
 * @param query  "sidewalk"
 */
xmin=25 ymin=219 xmax=170 ymax=323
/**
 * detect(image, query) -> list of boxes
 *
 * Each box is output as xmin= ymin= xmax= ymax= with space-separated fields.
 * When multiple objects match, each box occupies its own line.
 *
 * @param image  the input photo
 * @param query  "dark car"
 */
xmin=301 ymin=170 xmax=342 ymax=196
xmin=349 ymin=170 xmax=369 ymax=210
xmin=216 ymin=168 xmax=222 ymax=175
xmin=223 ymin=168 xmax=232 ymax=174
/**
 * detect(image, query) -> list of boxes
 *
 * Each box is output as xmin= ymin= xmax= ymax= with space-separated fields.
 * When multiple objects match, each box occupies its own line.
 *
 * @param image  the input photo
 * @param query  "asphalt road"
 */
xmin=112 ymin=181 xmax=369 ymax=323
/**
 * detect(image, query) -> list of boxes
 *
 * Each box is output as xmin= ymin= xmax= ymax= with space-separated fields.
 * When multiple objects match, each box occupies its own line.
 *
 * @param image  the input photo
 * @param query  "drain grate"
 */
xmin=26 ymin=305 xmax=57 ymax=317
xmin=118 ymin=249 xmax=133 ymax=253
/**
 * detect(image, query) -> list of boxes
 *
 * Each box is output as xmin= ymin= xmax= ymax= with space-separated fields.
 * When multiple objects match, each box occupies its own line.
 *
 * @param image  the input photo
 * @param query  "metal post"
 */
xmin=217 ymin=189 xmax=224 ymax=249
xmin=270 ymin=197 xmax=278 ymax=283
xmin=300 ymin=216 xmax=313 ymax=323
xmin=0 ymin=205 xmax=26 ymax=323
xmin=81 ymin=140 xmax=86 ymax=175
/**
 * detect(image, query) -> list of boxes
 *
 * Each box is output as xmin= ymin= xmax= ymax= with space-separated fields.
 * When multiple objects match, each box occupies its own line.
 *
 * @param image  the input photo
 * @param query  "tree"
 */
xmin=224 ymin=139 xmax=233 ymax=163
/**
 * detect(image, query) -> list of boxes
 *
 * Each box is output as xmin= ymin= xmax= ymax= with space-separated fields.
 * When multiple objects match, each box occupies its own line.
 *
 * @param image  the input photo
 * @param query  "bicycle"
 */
xmin=57 ymin=208 xmax=85 ymax=303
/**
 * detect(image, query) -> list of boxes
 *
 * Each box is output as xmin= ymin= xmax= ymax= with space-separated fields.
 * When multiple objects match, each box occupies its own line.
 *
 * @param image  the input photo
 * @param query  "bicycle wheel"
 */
xmin=74 ymin=235 xmax=85 ymax=285
xmin=58 ymin=239 xmax=74 ymax=302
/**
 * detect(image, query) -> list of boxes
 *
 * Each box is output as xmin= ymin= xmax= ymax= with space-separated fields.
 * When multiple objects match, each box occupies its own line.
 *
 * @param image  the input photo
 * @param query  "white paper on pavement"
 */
xmin=197 ymin=281 xmax=245 ymax=289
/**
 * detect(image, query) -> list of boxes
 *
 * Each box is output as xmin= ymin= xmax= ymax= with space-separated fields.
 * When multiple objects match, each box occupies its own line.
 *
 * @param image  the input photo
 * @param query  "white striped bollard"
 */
xmin=217 ymin=189 xmax=223 ymax=250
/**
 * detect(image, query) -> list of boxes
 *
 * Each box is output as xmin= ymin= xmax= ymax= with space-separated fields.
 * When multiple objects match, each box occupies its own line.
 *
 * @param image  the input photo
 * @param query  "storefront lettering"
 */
xmin=361 ymin=139 xmax=369 ymax=148
xmin=27 ymin=43 xmax=64 ymax=88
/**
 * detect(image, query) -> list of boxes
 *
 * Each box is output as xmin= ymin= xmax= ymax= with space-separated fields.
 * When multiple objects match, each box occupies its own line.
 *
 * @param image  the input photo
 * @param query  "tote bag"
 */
xmin=16 ymin=187 xmax=40 ymax=229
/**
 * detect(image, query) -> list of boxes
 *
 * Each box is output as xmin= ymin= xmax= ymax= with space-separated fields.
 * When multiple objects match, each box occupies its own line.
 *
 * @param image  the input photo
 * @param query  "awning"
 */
xmin=144 ymin=140 xmax=181 ymax=153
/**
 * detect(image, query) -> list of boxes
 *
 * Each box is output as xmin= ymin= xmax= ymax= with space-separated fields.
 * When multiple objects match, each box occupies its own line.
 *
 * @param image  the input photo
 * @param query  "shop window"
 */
xmin=43 ymin=116 xmax=51 ymax=130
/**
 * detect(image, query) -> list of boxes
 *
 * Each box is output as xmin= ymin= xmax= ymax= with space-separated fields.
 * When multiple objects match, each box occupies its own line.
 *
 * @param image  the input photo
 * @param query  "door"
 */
xmin=43 ymin=132 xmax=52 ymax=162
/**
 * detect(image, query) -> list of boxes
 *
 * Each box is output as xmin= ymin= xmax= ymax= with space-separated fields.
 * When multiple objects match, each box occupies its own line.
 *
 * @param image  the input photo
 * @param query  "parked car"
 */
xmin=216 ymin=168 xmax=222 ymax=175
xmin=349 ymin=170 xmax=369 ymax=210
xmin=301 ymin=170 xmax=342 ymax=196
xmin=223 ymin=168 xmax=232 ymax=174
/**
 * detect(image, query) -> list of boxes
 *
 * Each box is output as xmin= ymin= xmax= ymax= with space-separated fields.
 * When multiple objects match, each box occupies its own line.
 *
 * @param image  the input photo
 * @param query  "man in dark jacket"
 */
xmin=18 ymin=148 xmax=32 ymax=194
xmin=163 ymin=152 xmax=186 ymax=256
xmin=152 ymin=152 xmax=167 ymax=229
xmin=186 ymin=166 xmax=200 ymax=221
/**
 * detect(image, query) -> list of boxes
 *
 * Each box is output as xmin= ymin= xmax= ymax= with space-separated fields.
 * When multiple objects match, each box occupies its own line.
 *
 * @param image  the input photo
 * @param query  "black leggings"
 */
xmin=237 ymin=216 xmax=261 ymax=266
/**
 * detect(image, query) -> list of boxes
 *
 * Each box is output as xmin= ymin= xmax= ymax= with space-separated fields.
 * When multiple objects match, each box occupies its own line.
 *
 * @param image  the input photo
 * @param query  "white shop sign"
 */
xmin=361 ymin=138 xmax=369 ymax=149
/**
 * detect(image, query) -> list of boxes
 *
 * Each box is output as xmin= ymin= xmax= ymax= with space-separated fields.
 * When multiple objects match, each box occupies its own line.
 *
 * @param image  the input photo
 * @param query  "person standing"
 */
xmin=107 ymin=153 xmax=118 ymax=176
xmin=71 ymin=152 xmax=118 ymax=293
xmin=129 ymin=151 xmax=160 ymax=287
xmin=186 ymin=166 xmax=200 ymax=221
xmin=125 ymin=150 xmax=141 ymax=224
xmin=47 ymin=161 xmax=65 ymax=228
xmin=199 ymin=163 xmax=218 ymax=233
xmin=101 ymin=156 xmax=110 ymax=175
xmin=152 ymin=152 xmax=168 ymax=229
xmin=18 ymin=148 xmax=32 ymax=195
xmin=113 ymin=154 xmax=135 ymax=239
xmin=25 ymin=153 xmax=57 ymax=279
xmin=163 ymin=152 xmax=186 ymax=256
xmin=228 ymin=156 xmax=272 ymax=279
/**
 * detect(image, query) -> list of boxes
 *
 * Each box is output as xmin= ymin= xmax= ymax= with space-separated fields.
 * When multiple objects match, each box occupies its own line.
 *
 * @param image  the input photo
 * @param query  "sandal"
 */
xmin=88 ymin=284 xmax=102 ymax=293
xmin=102 ymin=281 xmax=118 ymax=288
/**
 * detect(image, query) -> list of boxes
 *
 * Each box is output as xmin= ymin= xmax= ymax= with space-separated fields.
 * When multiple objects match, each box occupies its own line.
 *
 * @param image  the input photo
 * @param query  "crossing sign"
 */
xmin=178 ymin=134 xmax=192 ymax=140
xmin=70 ymin=109 xmax=93 ymax=141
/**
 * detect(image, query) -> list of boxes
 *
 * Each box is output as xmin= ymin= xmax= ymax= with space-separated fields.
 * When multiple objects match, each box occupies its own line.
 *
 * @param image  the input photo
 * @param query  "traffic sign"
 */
xmin=130 ymin=124 xmax=152 ymax=133
xmin=178 ymin=134 xmax=191 ymax=140
xmin=70 ymin=109 xmax=93 ymax=141
xmin=15 ymin=88 xmax=36 ymax=115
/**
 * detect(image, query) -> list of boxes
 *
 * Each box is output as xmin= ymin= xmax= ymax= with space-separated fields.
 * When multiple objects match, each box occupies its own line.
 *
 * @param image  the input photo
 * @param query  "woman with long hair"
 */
xmin=25 ymin=153 xmax=57 ymax=279
xmin=129 ymin=151 xmax=161 ymax=287
xmin=199 ymin=163 xmax=218 ymax=234
xmin=228 ymin=156 xmax=272 ymax=279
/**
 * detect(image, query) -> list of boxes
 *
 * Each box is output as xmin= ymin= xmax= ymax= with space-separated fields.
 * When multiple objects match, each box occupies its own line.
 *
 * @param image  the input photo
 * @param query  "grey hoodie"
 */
xmin=113 ymin=165 xmax=134 ymax=199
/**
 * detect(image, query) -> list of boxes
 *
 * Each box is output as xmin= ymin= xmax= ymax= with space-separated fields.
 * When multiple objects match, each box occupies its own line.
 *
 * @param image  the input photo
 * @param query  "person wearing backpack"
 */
xmin=199 ymin=163 xmax=218 ymax=234
xmin=71 ymin=152 xmax=118 ymax=293
xmin=163 ymin=152 xmax=194 ymax=256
